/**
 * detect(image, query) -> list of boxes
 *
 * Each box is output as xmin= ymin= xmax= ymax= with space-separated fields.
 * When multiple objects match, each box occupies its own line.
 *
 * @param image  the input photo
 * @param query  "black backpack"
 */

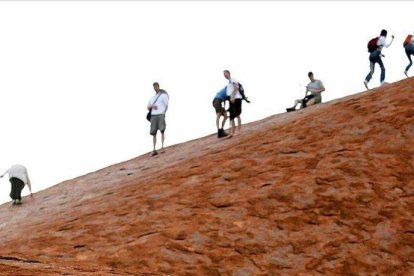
xmin=238 ymin=83 xmax=250 ymax=103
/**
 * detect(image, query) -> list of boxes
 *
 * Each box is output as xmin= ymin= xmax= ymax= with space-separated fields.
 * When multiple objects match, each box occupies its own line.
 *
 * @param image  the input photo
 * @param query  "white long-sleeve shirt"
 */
xmin=2 ymin=164 xmax=32 ymax=192
xmin=377 ymin=36 xmax=393 ymax=51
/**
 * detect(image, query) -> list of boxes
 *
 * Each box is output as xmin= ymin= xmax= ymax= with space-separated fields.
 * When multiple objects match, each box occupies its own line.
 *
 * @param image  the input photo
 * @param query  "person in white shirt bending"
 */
xmin=404 ymin=32 xmax=414 ymax=77
xmin=147 ymin=82 xmax=169 ymax=157
xmin=286 ymin=72 xmax=325 ymax=112
xmin=364 ymin=29 xmax=395 ymax=89
xmin=0 ymin=164 xmax=33 ymax=205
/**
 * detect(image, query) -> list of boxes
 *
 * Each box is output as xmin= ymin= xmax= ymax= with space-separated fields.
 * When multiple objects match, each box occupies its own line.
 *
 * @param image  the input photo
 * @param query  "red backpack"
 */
xmin=367 ymin=37 xmax=379 ymax=53
xmin=403 ymin=35 xmax=413 ymax=47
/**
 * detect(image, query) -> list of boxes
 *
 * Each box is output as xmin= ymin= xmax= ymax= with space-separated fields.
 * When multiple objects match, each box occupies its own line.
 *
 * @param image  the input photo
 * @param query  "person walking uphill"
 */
xmin=224 ymin=70 xmax=242 ymax=137
xmin=0 ymin=164 xmax=33 ymax=205
xmin=364 ymin=29 xmax=394 ymax=89
xmin=147 ymin=82 xmax=169 ymax=157
xmin=213 ymin=86 xmax=228 ymax=138
xmin=404 ymin=32 xmax=414 ymax=77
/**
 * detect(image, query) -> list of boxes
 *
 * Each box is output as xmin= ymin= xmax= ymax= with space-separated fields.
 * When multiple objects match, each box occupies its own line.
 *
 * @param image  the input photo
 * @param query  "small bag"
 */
xmin=146 ymin=93 xmax=162 ymax=122
xmin=146 ymin=111 xmax=152 ymax=121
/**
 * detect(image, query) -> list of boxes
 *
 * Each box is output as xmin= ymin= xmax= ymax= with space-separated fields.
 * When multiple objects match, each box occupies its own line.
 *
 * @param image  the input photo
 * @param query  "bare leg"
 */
xmin=153 ymin=135 xmax=157 ymax=152
xmin=151 ymin=134 xmax=158 ymax=156
xmin=237 ymin=116 xmax=241 ymax=133
xmin=216 ymin=114 xmax=221 ymax=130
xmin=161 ymin=132 xmax=165 ymax=151
xmin=290 ymin=99 xmax=301 ymax=109
xmin=230 ymin=119 xmax=236 ymax=136
xmin=221 ymin=113 xmax=228 ymax=129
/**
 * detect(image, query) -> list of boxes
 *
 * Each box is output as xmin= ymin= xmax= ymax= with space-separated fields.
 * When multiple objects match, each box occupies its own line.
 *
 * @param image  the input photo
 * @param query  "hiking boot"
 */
xmin=218 ymin=129 xmax=228 ymax=138
xmin=286 ymin=107 xmax=296 ymax=112
xmin=364 ymin=80 xmax=369 ymax=90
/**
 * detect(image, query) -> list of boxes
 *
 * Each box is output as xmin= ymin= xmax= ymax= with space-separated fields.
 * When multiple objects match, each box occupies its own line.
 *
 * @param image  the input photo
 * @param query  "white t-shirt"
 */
xmin=148 ymin=91 xmax=169 ymax=115
xmin=377 ymin=36 xmax=392 ymax=51
xmin=226 ymin=77 xmax=242 ymax=99
xmin=306 ymin=80 xmax=324 ymax=95
xmin=3 ymin=164 xmax=32 ymax=192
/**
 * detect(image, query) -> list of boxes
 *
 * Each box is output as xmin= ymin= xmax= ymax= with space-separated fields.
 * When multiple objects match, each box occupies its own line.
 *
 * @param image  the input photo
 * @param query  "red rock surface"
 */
xmin=0 ymin=78 xmax=414 ymax=275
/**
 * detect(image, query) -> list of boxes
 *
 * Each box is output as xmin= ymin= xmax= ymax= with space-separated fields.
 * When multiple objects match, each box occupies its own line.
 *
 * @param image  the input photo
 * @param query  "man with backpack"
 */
xmin=364 ymin=29 xmax=395 ymax=89
xmin=224 ymin=70 xmax=246 ymax=137
xmin=147 ymin=82 xmax=169 ymax=156
xmin=404 ymin=32 xmax=414 ymax=77
xmin=286 ymin=72 xmax=325 ymax=112
xmin=213 ymin=87 xmax=229 ymax=138
xmin=1 ymin=164 xmax=33 ymax=206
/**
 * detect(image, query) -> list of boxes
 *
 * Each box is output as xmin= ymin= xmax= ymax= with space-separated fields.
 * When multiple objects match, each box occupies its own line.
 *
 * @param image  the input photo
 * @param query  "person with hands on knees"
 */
xmin=1 ymin=164 xmax=33 ymax=206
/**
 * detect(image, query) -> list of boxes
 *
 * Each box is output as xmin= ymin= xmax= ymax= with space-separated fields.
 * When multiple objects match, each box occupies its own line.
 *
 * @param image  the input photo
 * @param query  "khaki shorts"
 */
xmin=313 ymin=93 xmax=322 ymax=104
xmin=150 ymin=114 xmax=166 ymax=135
xmin=213 ymin=98 xmax=225 ymax=115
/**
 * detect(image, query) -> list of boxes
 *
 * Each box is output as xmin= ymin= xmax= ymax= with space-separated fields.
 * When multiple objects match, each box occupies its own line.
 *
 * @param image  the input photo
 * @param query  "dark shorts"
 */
xmin=229 ymin=99 xmax=242 ymax=120
xmin=10 ymin=177 xmax=24 ymax=201
xmin=213 ymin=98 xmax=225 ymax=115
xmin=150 ymin=114 xmax=166 ymax=136
xmin=301 ymin=95 xmax=315 ymax=108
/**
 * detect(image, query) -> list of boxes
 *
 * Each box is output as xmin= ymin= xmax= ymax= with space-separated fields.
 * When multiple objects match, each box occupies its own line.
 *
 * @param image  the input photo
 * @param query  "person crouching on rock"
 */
xmin=213 ymin=86 xmax=229 ymax=138
xmin=0 ymin=164 xmax=33 ymax=205
xmin=286 ymin=72 xmax=325 ymax=112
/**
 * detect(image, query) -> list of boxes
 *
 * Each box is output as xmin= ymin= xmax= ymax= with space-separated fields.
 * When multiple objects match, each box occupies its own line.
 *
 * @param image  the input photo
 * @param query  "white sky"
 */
xmin=0 ymin=1 xmax=413 ymax=204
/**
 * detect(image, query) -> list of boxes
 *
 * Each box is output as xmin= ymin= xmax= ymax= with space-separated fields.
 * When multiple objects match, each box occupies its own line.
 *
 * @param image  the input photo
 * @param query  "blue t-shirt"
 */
xmin=215 ymin=87 xmax=227 ymax=100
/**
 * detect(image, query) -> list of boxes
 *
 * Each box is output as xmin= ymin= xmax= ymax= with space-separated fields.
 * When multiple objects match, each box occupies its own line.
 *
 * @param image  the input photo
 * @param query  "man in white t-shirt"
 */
xmin=364 ymin=29 xmax=394 ymax=89
xmin=147 ymin=82 xmax=169 ymax=156
xmin=286 ymin=72 xmax=325 ymax=112
xmin=224 ymin=70 xmax=242 ymax=137
xmin=0 ymin=164 xmax=33 ymax=205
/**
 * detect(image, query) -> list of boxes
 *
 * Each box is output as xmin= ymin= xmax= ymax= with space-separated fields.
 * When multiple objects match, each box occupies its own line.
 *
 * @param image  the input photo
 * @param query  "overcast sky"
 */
xmin=0 ymin=1 xmax=412 ymax=204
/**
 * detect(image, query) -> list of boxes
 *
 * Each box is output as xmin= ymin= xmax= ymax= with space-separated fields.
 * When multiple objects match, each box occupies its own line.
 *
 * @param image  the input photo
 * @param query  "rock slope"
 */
xmin=0 ymin=78 xmax=413 ymax=275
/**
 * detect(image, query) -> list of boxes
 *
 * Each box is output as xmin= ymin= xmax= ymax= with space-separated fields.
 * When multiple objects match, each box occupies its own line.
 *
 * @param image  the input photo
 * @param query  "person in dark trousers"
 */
xmin=1 ymin=164 xmax=33 ymax=205
xmin=404 ymin=32 xmax=414 ymax=77
xmin=364 ymin=29 xmax=394 ymax=89
xmin=147 ymin=82 xmax=169 ymax=157
xmin=286 ymin=72 xmax=325 ymax=112
xmin=224 ymin=70 xmax=242 ymax=137
xmin=213 ymin=87 xmax=228 ymax=138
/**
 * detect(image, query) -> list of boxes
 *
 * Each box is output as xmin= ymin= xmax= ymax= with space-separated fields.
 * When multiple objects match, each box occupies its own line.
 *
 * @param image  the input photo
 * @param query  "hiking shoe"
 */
xmin=150 ymin=151 xmax=158 ymax=157
xmin=16 ymin=200 xmax=22 ymax=205
xmin=364 ymin=81 xmax=369 ymax=90
xmin=286 ymin=107 xmax=296 ymax=112
xmin=218 ymin=129 xmax=228 ymax=138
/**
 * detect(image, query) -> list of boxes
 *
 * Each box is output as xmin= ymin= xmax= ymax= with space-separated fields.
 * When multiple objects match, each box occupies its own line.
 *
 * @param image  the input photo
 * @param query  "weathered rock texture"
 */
xmin=0 ymin=78 xmax=414 ymax=275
